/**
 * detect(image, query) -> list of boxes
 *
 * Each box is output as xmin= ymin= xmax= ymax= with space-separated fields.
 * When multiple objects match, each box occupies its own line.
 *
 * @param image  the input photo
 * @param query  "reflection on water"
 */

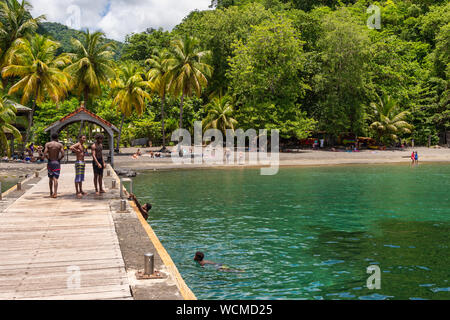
xmin=133 ymin=164 xmax=450 ymax=300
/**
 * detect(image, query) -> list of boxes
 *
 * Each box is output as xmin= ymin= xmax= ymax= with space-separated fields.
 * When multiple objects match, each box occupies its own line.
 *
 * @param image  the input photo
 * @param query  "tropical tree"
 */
xmin=0 ymin=0 xmax=44 ymax=66
xmin=165 ymin=36 xmax=212 ymax=128
xmin=146 ymin=48 xmax=170 ymax=149
xmin=64 ymin=30 xmax=116 ymax=106
xmin=370 ymin=95 xmax=413 ymax=145
xmin=111 ymin=61 xmax=151 ymax=150
xmin=2 ymin=34 xmax=71 ymax=145
xmin=0 ymin=94 xmax=22 ymax=156
xmin=202 ymin=95 xmax=237 ymax=134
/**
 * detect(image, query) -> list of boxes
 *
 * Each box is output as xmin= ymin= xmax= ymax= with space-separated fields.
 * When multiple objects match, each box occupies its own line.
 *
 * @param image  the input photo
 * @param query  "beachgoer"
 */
xmin=37 ymin=146 xmax=45 ymax=162
xmin=414 ymin=151 xmax=419 ymax=165
xmin=70 ymin=135 xmax=87 ymax=198
xmin=128 ymin=193 xmax=151 ymax=220
xmin=194 ymin=251 xmax=243 ymax=273
xmin=91 ymin=133 xmax=106 ymax=195
xmin=411 ymin=151 xmax=415 ymax=166
xmin=132 ymin=149 xmax=142 ymax=159
xmin=44 ymin=133 xmax=65 ymax=198
xmin=320 ymin=138 xmax=324 ymax=148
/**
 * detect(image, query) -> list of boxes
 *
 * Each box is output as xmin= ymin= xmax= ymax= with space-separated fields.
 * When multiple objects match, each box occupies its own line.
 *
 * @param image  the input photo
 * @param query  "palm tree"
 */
xmin=146 ymin=48 xmax=170 ymax=150
xmin=370 ymin=95 xmax=413 ymax=145
xmin=64 ymin=30 xmax=116 ymax=106
xmin=165 ymin=36 xmax=212 ymax=129
xmin=2 ymin=34 xmax=71 ymax=145
xmin=0 ymin=93 xmax=22 ymax=156
xmin=111 ymin=61 xmax=151 ymax=150
xmin=202 ymin=95 xmax=238 ymax=135
xmin=0 ymin=0 xmax=44 ymax=66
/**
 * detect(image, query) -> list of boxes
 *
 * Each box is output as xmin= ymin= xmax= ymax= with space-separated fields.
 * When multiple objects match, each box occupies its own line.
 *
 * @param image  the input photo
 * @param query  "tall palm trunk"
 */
xmin=161 ymin=95 xmax=166 ymax=149
xmin=83 ymin=87 xmax=89 ymax=107
xmin=179 ymin=93 xmax=185 ymax=129
xmin=23 ymin=88 xmax=38 ymax=152
xmin=116 ymin=113 xmax=125 ymax=152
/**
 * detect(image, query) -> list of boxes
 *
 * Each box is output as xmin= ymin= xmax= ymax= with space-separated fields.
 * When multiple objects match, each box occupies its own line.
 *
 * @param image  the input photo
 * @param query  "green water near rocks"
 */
xmin=133 ymin=164 xmax=450 ymax=300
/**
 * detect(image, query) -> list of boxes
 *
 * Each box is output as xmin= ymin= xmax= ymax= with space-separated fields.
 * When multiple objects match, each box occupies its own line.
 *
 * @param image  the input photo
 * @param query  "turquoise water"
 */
xmin=133 ymin=164 xmax=450 ymax=300
xmin=0 ymin=180 xmax=16 ymax=193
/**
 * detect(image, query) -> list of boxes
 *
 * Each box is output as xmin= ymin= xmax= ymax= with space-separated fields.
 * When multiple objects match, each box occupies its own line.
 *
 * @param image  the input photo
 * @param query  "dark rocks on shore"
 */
xmin=115 ymin=168 xmax=137 ymax=177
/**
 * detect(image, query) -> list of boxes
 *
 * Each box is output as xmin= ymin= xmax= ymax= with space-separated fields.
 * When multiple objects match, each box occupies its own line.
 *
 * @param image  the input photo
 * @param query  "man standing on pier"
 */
xmin=91 ymin=133 xmax=106 ymax=195
xmin=44 ymin=133 xmax=65 ymax=198
xmin=70 ymin=135 xmax=87 ymax=199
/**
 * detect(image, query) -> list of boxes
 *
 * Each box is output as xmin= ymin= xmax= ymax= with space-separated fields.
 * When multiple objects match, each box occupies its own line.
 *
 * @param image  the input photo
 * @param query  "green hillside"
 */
xmin=37 ymin=22 xmax=123 ymax=58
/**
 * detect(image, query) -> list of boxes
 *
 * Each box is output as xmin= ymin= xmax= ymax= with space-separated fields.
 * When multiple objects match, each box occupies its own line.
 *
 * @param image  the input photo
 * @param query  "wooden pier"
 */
xmin=0 ymin=164 xmax=131 ymax=300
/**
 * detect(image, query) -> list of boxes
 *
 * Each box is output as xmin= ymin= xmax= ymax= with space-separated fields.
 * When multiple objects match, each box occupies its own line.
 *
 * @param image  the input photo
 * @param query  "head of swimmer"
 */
xmin=142 ymin=203 xmax=152 ymax=212
xmin=194 ymin=251 xmax=204 ymax=262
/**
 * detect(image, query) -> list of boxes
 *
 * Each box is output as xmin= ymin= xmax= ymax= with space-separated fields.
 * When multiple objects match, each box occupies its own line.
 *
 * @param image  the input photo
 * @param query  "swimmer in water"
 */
xmin=193 ymin=251 xmax=244 ymax=273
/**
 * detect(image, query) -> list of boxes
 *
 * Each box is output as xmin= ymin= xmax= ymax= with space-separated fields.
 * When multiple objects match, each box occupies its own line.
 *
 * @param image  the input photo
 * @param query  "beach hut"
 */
xmin=44 ymin=105 xmax=119 ymax=167
xmin=5 ymin=100 xmax=31 ymax=156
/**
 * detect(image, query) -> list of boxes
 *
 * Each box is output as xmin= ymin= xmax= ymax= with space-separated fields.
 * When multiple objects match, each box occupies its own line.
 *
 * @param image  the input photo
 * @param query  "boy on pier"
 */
xmin=70 ymin=135 xmax=87 ymax=199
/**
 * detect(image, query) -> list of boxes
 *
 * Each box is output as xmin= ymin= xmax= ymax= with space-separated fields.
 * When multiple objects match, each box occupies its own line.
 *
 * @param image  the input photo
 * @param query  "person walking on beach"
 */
xmin=91 ymin=133 xmax=106 ymax=195
xmin=70 ymin=135 xmax=87 ymax=199
xmin=411 ymin=151 xmax=415 ymax=166
xmin=414 ymin=151 xmax=419 ymax=165
xmin=44 ymin=133 xmax=65 ymax=198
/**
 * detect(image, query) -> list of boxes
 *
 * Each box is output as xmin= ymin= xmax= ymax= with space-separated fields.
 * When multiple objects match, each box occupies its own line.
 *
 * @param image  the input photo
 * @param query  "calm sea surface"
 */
xmin=132 ymin=164 xmax=450 ymax=300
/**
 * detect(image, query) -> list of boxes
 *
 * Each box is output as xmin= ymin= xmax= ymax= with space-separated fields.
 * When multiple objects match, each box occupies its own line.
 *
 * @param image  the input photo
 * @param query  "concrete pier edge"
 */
xmin=108 ymin=165 xmax=197 ymax=300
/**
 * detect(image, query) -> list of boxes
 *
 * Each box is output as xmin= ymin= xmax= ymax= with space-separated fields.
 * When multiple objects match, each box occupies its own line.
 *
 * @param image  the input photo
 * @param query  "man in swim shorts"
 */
xmin=70 ymin=135 xmax=87 ymax=198
xmin=91 ymin=133 xmax=106 ymax=195
xmin=44 ymin=133 xmax=65 ymax=198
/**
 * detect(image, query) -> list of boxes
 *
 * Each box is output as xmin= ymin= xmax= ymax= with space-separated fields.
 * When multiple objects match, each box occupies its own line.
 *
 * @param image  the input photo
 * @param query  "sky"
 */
xmin=29 ymin=0 xmax=211 ymax=41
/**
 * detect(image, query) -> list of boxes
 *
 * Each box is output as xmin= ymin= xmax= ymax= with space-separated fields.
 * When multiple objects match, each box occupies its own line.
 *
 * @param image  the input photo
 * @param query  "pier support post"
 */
xmin=0 ymin=182 xmax=2 ymax=200
xmin=144 ymin=253 xmax=154 ymax=276
xmin=35 ymin=171 xmax=39 ymax=178
xmin=17 ymin=182 xmax=21 ymax=191
xmin=120 ymin=199 xmax=127 ymax=211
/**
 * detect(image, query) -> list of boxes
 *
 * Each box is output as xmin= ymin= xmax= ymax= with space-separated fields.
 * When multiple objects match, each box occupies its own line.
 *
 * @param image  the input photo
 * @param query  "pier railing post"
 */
xmin=0 ymin=182 xmax=2 ymax=200
xmin=17 ymin=182 xmax=21 ymax=191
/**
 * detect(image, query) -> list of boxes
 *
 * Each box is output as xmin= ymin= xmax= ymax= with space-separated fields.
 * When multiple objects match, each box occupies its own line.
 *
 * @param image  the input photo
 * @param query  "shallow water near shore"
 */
xmin=0 ymin=180 xmax=17 ymax=193
xmin=133 ymin=163 xmax=450 ymax=300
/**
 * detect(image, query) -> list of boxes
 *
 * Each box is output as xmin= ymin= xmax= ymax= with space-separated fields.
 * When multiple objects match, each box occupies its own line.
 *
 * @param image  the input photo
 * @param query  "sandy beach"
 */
xmin=1 ymin=147 xmax=449 ymax=179
xmin=113 ymin=146 xmax=450 ymax=171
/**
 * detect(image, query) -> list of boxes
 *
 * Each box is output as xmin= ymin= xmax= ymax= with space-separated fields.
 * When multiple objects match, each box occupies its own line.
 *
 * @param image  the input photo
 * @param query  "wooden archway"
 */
xmin=45 ymin=105 xmax=119 ymax=167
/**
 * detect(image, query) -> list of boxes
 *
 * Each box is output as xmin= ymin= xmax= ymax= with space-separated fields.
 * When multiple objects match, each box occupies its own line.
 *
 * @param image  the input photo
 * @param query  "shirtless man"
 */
xmin=128 ymin=193 xmax=151 ymax=220
xmin=91 ymin=133 xmax=106 ymax=195
xmin=44 ymin=133 xmax=65 ymax=198
xmin=70 ymin=135 xmax=87 ymax=198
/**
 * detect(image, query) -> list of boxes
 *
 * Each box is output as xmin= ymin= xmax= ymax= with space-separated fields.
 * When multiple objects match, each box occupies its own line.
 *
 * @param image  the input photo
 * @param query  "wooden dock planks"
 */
xmin=0 ymin=164 xmax=132 ymax=300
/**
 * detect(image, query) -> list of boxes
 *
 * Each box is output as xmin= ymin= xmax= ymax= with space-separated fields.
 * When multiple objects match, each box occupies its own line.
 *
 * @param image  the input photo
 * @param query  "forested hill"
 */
xmin=36 ymin=22 xmax=123 ymax=58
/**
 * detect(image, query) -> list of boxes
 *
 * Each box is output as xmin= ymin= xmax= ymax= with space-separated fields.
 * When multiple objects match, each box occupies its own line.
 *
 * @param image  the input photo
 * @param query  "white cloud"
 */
xmin=29 ymin=0 xmax=211 ymax=41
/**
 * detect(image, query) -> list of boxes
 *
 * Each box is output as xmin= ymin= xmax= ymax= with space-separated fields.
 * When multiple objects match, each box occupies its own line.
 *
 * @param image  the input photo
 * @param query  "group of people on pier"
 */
xmin=43 ymin=133 xmax=106 ymax=199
